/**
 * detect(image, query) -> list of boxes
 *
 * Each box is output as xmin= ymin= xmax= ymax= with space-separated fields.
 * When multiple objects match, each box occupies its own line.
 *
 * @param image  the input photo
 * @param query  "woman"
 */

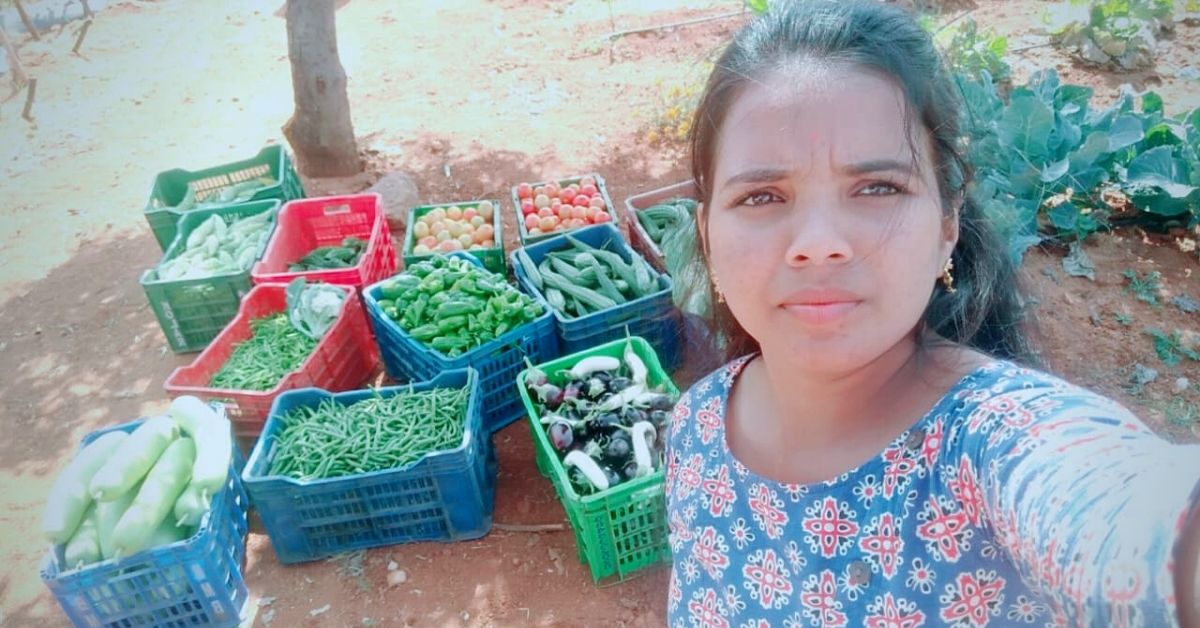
xmin=664 ymin=1 xmax=1200 ymax=625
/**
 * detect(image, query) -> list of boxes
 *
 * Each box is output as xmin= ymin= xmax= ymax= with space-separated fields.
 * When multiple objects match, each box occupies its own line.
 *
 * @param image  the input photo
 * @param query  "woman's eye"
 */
xmin=858 ymin=182 xmax=902 ymax=197
xmin=739 ymin=191 xmax=780 ymax=207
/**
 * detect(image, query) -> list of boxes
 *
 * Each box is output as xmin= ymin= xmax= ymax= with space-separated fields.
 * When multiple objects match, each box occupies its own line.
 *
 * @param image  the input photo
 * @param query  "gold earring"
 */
xmin=712 ymin=275 xmax=726 ymax=304
xmin=941 ymin=258 xmax=956 ymax=294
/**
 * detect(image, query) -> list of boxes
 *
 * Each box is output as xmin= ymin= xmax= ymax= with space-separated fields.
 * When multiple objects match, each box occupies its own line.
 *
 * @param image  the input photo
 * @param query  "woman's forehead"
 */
xmin=715 ymin=68 xmax=929 ymax=177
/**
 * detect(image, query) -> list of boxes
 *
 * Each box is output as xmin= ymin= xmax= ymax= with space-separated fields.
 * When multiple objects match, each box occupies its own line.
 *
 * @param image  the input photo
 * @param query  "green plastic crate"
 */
xmin=144 ymin=145 xmax=304 ymax=251
xmin=140 ymin=200 xmax=281 ymax=353
xmin=517 ymin=336 xmax=679 ymax=584
xmin=510 ymin=174 xmax=618 ymax=245
xmin=402 ymin=200 xmax=505 ymax=275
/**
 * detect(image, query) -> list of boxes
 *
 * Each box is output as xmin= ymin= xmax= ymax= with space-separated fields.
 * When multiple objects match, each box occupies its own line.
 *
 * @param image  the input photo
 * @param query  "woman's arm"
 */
xmin=1175 ymin=493 xmax=1200 ymax=627
xmin=943 ymin=373 xmax=1200 ymax=625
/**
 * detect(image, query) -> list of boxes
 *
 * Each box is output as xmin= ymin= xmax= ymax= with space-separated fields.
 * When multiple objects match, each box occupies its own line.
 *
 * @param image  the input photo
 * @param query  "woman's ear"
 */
xmin=941 ymin=202 xmax=961 ymax=259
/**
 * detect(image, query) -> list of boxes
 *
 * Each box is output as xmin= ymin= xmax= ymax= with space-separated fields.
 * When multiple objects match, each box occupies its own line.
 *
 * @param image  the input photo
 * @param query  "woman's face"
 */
xmin=705 ymin=67 xmax=957 ymax=373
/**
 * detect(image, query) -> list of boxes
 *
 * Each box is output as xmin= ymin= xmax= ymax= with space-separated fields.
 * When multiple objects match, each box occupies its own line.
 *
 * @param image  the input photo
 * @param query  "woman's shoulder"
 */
xmin=667 ymin=354 xmax=755 ymax=444
xmin=943 ymin=358 xmax=1153 ymax=440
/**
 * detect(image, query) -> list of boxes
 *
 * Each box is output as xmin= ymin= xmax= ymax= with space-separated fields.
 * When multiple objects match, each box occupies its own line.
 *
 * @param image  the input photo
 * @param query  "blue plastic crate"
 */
xmin=511 ymin=223 xmax=680 ymax=366
xmin=242 ymin=368 xmax=498 ymax=564
xmin=363 ymin=254 xmax=559 ymax=433
xmin=40 ymin=416 xmax=250 ymax=628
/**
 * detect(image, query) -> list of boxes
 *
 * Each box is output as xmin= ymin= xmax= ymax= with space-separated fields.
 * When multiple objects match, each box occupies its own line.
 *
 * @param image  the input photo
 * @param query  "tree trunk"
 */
xmin=0 ymin=23 xmax=29 ymax=90
xmin=281 ymin=0 xmax=360 ymax=177
xmin=80 ymin=0 xmax=94 ymax=19
xmin=14 ymin=0 xmax=41 ymax=41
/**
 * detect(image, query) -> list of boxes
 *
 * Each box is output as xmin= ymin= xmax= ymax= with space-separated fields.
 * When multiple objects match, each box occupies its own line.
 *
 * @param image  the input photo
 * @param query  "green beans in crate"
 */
xmin=242 ymin=368 xmax=497 ymax=564
xmin=144 ymin=145 xmax=304 ymax=251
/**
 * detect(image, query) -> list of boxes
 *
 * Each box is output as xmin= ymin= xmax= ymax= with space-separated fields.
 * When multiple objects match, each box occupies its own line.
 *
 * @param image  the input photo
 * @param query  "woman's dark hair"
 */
xmin=685 ymin=0 xmax=1037 ymax=369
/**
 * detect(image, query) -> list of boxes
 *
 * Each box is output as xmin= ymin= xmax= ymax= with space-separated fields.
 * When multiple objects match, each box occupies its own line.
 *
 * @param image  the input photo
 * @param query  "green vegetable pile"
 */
xmin=633 ymin=198 xmax=709 ymax=317
xmin=514 ymin=233 xmax=661 ymax=319
xmin=268 ymin=384 xmax=470 ymax=481
xmin=375 ymin=255 xmax=544 ymax=357
xmin=289 ymin=237 xmax=368 ymax=272
xmin=166 ymin=177 xmax=276 ymax=212
xmin=41 ymin=397 xmax=232 ymax=569
xmin=210 ymin=281 xmax=346 ymax=391
xmin=156 ymin=210 xmax=274 ymax=281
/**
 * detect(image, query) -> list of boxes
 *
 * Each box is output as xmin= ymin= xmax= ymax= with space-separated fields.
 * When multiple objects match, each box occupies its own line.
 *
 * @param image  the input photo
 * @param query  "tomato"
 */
xmin=559 ymin=190 xmax=576 ymax=205
xmin=556 ymin=205 xmax=573 ymax=220
xmin=589 ymin=195 xmax=606 ymax=209
xmin=437 ymin=239 xmax=459 ymax=252
xmin=447 ymin=222 xmax=464 ymax=238
xmin=534 ymin=193 xmax=551 ymax=209
xmin=573 ymin=193 xmax=590 ymax=206
xmin=538 ymin=207 xmax=554 ymax=218
xmin=521 ymin=199 xmax=536 ymax=215
xmin=470 ymin=215 xmax=485 ymax=228
xmin=457 ymin=233 xmax=474 ymax=248
xmin=529 ymin=227 xmax=543 ymax=236
xmin=517 ymin=183 xmax=533 ymax=199
xmin=586 ymin=206 xmax=602 ymax=222
xmin=570 ymin=205 xmax=588 ymax=221
xmin=544 ymin=182 xmax=560 ymax=198
xmin=593 ymin=210 xmax=612 ymax=223
xmin=539 ymin=216 xmax=558 ymax=232
xmin=462 ymin=207 xmax=478 ymax=221
xmin=476 ymin=224 xmax=495 ymax=242
xmin=477 ymin=200 xmax=495 ymax=221
xmin=580 ymin=183 xmax=598 ymax=197
xmin=430 ymin=220 xmax=447 ymax=235
xmin=446 ymin=206 xmax=463 ymax=221
xmin=534 ymin=185 xmax=546 ymax=198
xmin=550 ymin=200 xmax=562 ymax=212
xmin=525 ymin=214 xmax=540 ymax=232
xmin=419 ymin=235 xmax=438 ymax=248
xmin=413 ymin=221 xmax=430 ymax=238
xmin=436 ymin=229 xmax=452 ymax=242
xmin=580 ymin=175 xmax=596 ymax=188
xmin=413 ymin=243 xmax=432 ymax=255
xmin=481 ymin=238 xmax=495 ymax=248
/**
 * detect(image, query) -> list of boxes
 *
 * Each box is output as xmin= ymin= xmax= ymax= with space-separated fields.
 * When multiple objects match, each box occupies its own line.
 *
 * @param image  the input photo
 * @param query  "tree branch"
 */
xmin=14 ymin=0 xmax=42 ymax=41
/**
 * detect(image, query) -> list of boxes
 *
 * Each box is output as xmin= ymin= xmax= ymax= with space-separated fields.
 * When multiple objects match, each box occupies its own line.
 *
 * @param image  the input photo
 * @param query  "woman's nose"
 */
xmin=783 ymin=202 xmax=854 ymax=267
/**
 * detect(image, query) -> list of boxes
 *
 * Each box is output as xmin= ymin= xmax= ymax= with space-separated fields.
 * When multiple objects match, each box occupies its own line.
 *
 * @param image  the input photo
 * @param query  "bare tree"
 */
xmin=13 ymin=0 xmax=41 ymax=41
xmin=1 ymin=22 xmax=28 ymax=93
xmin=281 ymin=0 xmax=360 ymax=177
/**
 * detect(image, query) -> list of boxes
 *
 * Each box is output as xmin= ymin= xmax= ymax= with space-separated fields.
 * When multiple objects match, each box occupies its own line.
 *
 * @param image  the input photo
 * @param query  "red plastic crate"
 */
xmin=251 ymin=194 xmax=396 ymax=288
xmin=163 ymin=283 xmax=379 ymax=436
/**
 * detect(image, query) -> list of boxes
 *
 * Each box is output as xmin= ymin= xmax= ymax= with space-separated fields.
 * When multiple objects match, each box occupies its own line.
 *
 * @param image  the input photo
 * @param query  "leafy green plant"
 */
xmin=1123 ymin=269 xmax=1164 ymax=305
xmin=744 ymin=0 xmax=768 ymax=14
xmin=938 ymin=18 xmax=1011 ymax=88
xmin=1048 ymin=0 xmax=1174 ymax=70
xmin=1115 ymin=311 xmax=1134 ymax=325
xmin=956 ymin=68 xmax=1200 ymax=262
xmin=1145 ymin=327 xmax=1200 ymax=366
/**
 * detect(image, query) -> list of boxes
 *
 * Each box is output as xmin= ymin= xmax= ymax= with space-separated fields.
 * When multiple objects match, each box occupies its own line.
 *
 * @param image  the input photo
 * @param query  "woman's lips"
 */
xmin=781 ymin=301 xmax=861 ymax=325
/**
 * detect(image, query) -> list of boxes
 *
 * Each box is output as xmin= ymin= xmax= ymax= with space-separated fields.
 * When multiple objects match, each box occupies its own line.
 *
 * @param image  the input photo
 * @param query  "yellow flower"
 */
xmin=646 ymin=130 xmax=660 ymax=144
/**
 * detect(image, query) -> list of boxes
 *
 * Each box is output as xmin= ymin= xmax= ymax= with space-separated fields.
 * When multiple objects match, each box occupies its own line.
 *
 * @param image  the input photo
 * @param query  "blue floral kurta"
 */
xmin=665 ymin=356 xmax=1200 ymax=627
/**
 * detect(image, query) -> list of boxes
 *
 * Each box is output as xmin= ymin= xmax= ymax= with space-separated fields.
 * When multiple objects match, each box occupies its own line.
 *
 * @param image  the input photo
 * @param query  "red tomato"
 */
xmin=586 ymin=206 xmax=602 ymax=221
xmin=534 ymin=185 xmax=546 ymax=198
xmin=538 ymin=207 xmax=554 ymax=218
xmin=521 ymin=199 xmax=536 ymax=215
xmin=534 ymin=193 xmax=551 ymax=209
xmin=556 ymin=205 xmax=573 ymax=220
xmin=559 ymin=191 xmax=576 ymax=205
xmin=580 ymin=175 xmax=596 ymax=188
xmin=539 ymin=216 xmax=557 ymax=232
xmin=517 ymin=182 xmax=533 ymax=199
xmin=573 ymin=193 xmax=590 ymax=206
xmin=580 ymin=183 xmax=598 ymax=197
xmin=550 ymin=200 xmax=562 ymax=211
xmin=589 ymin=196 xmax=606 ymax=209
xmin=570 ymin=205 xmax=588 ymax=221
xmin=525 ymin=214 xmax=540 ymax=231
xmin=593 ymin=210 xmax=612 ymax=223
xmin=544 ymin=182 xmax=560 ymax=198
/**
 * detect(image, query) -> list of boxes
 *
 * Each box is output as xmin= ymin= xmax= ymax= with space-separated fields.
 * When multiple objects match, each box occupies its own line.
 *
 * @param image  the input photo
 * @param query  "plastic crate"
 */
xmin=144 ymin=144 xmax=304 ymax=251
xmin=140 ymin=200 xmax=281 ymax=354
xmin=363 ymin=255 xmax=559 ymax=434
xmin=511 ymin=223 xmax=679 ymax=365
xmin=252 ymin=194 xmax=397 ymax=288
xmin=41 ymin=416 xmax=250 ymax=628
xmin=402 ymin=200 xmax=505 ymax=275
xmin=510 ymin=173 xmax=618 ymax=245
xmin=624 ymin=180 xmax=699 ymax=275
xmin=517 ymin=337 xmax=679 ymax=583
xmin=243 ymin=369 xmax=495 ymax=564
xmin=163 ymin=283 xmax=380 ymax=437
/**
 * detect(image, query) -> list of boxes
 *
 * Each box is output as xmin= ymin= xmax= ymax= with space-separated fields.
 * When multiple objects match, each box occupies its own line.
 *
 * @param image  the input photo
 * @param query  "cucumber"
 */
xmin=96 ymin=480 xmax=140 ymax=560
xmin=172 ymin=481 xmax=210 ymax=527
xmin=63 ymin=504 xmax=101 ymax=570
xmin=42 ymin=430 xmax=128 ymax=544
xmin=148 ymin=516 xmax=194 ymax=548
xmin=168 ymin=396 xmax=232 ymax=497
xmin=89 ymin=415 xmax=179 ymax=501
xmin=111 ymin=437 xmax=196 ymax=558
